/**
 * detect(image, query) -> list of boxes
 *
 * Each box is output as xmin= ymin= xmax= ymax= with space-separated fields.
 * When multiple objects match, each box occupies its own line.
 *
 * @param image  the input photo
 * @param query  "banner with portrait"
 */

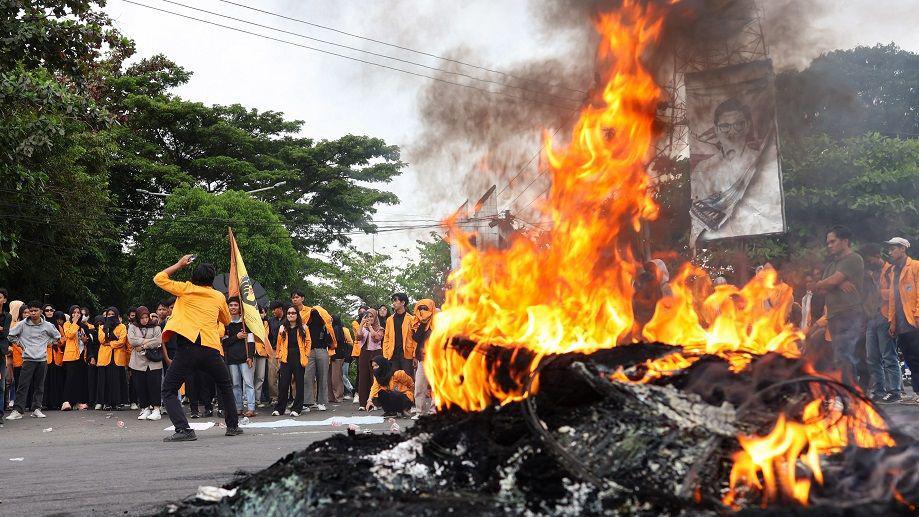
xmin=686 ymin=60 xmax=785 ymax=245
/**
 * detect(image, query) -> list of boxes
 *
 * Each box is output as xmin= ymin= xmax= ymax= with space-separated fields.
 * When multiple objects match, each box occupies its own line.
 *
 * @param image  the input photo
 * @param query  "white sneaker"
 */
xmin=271 ymin=410 xmax=280 ymax=416
xmin=352 ymin=394 xmax=359 ymax=403
xmin=61 ymin=402 xmax=72 ymax=411
xmin=94 ymin=404 xmax=102 ymax=410
xmin=316 ymin=404 xmax=327 ymax=411
xmin=290 ymin=411 xmax=299 ymax=417
xmin=358 ymin=406 xmax=365 ymax=411
xmin=130 ymin=403 xmax=139 ymax=410
xmin=138 ymin=408 xmax=152 ymax=420
xmin=6 ymin=410 xmax=23 ymax=420
xmin=146 ymin=408 xmax=162 ymax=421
xmin=32 ymin=409 xmax=46 ymax=418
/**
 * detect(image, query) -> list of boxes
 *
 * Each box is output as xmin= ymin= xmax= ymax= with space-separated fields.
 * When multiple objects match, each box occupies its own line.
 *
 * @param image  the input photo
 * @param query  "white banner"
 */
xmin=686 ymin=60 xmax=785 ymax=244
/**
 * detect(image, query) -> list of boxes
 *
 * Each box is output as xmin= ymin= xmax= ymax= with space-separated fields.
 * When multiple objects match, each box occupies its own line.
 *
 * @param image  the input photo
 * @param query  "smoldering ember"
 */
xmin=3 ymin=0 xmax=919 ymax=516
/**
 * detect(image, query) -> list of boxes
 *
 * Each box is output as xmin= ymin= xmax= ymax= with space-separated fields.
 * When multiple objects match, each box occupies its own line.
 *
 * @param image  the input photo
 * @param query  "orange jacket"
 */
xmin=97 ymin=324 xmax=128 ymax=367
xmin=369 ymin=369 xmax=415 ymax=403
xmin=351 ymin=320 xmax=362 ymax=357
xmin=276 ymin=326 xmax=311 ymax=367
xmin=886 ymin=257 xmax=919 ymax=331
xmin=382 ymin=312 xmax=415 ymax=360
xmin=62 ymin=321 xmax=92 ymax=362
xmin=298 ymin=305 xmax=338 ymax=351
xmin=155 ymin=271 xmax=231 ymax=354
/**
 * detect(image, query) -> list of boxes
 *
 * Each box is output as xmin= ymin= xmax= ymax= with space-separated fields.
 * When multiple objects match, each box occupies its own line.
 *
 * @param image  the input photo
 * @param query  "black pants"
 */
xmin=86 ymin=362 xmax=97 ymax=406
xmin=358 ymin=348 xmax=381 ymax=407
xmin=63 ymin=360 xmax=88 ymax=405
xmin=374 ymin=390 xmax=412 ymax=413
xmin=187 ymin=369 xmax=215 ymax=413
xmin=897 ymin=331 xmax=919 ymax=393
xmin=132 ymin=368 xmax=162 ymax=408
xmin=13 ymin=360 xmax=46 ymax=413
xmin=391 ymin=356 xmax=414 ymax=375
xmin=275 ymin=361 xmax=304 ymax=413
xmin=162 ymin=336 xmax=238 ymax=431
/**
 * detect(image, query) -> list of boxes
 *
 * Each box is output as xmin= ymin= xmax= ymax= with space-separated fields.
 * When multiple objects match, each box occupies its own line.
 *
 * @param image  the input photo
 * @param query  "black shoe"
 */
xmin=203 ymin=410 xmax=214 ymax=418
xmin=879 ymin=393 xmax=904 ymax=404
xmin=190 ymin=412 xmax=200 ymax=419
xmin=164 ymin=429 xmax=197 ymax=442
xmin=382 ymin=411 xmax=397 ymax=417
xmin=225 ymin=427 xmax=244 ymax=437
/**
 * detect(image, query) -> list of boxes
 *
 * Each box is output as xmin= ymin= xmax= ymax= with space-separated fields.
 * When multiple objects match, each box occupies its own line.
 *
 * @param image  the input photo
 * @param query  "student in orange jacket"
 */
xmin=366 ymin=356 xmax=414 ymax=417
xmin=61 ymin=305 xmax=92 ymax=411
xmin=303 ymin=305 xmax=337 ymax=411
xmin=42 ymin=310 xmax=68 ymax=411
xmin=156 ymin=255 xmax=241 ymax=441
xmin=272 ymin=306 xmax=311 ymax=417
xmin=96 ymin=307 xmax=129 ymax=410
xmin=382 ymin=293 xmax=415 ymax=374
xmin=883 ymin=237 xmax=919 ymax=404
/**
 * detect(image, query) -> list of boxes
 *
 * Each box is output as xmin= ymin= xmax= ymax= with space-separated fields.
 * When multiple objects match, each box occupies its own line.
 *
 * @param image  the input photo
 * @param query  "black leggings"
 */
xmin=131 ymin=368 xmax=162 ymax=408
xmin=374 ymin=390 xmax=412 ymax=413
xmin=275 ymin=361 xmax=304 ymax=413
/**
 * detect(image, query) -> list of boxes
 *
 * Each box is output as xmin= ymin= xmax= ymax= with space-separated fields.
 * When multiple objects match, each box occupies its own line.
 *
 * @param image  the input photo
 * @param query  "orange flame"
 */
xmin=724 ymin=398 xmax=895 ymax=507
xmin=425 ymin=0 xmax=800 ymax=411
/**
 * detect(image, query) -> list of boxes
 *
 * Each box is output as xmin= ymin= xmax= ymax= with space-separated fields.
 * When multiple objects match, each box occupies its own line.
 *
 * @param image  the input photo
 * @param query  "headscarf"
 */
xmin=104 ymin=306 xmax=121 ymax=341
xmin=134 ymin=306 xmax=153 ymax=329
xmin=362 ymin=308 xmax=381 ymax=332
xmin=411 ymin=299 xmax=436 ymax=332
xmin=9 ymin=300 xmax=23 ymax=327
xmin=372 ymin=356 xmax=393 ymax=386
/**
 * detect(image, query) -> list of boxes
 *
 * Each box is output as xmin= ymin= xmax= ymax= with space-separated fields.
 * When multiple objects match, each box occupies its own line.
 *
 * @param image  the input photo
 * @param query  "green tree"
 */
xmin=131 ymin=187 xmax=300 ymax=305
xmin=396 ymin=233 xmax=452 ymax=306
xmin=314 ymin=248 xmax=400 ymax=318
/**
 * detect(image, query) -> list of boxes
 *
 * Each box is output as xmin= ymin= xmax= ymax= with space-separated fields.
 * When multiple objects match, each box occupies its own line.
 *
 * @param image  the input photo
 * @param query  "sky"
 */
xmin=103 ymin=0 xmax=919 ymax=256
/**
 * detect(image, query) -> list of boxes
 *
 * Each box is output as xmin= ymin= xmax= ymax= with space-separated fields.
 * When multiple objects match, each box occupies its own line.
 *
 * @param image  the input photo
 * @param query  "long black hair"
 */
xmin=283 ymin=305 xmax=306 ymax=342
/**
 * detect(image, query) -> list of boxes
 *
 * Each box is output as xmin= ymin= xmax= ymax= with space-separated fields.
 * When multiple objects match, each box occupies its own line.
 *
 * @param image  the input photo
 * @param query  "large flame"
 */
xmin=425 ymin=0 xmax=799 ymax=411
xmin=423 ymin=0 xmax=896 ymax=508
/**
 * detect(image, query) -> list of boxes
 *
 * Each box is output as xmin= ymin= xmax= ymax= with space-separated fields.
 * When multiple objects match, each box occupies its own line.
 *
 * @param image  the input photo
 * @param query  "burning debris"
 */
xmin=164 ymin=345 xmax=917 ymax=516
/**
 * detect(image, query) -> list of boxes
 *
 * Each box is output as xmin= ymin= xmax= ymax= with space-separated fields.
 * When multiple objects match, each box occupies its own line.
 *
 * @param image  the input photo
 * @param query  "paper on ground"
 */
xmin=240 ymin=415 xmax=383 ymax=429
xmin=196 ymin=486 xmax=237 ymax=502
xmin=163 ymin=422 xmax=216 ymax=432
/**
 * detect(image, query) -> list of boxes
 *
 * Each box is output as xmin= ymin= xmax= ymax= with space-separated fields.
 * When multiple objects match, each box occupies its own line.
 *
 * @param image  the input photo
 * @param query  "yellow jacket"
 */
xmin=155 ymin=271 xmax=231 ymax=354
xmin=298 ymin=305 xmax=338 ymax=351
xmin=62 ymin=321 xmax=92 ymax=362
xmin=886 ymin=257 xmax=919 ymax=331
xmin=351 ymin=320 xmax=361 ymax=357
xmin=370 ymin=370 xmax=415 ymax=403
xmin=97 ymin=324 xmax=128 ymax=367
xmin=276 ymin=326 xmax=311 ymax=367
xmin=382 ymin=312 xmax=415 ymax=360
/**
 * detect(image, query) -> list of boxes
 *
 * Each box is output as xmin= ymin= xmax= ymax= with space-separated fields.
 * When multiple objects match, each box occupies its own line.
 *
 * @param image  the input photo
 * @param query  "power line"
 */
xmin=119 ymin=0 xmax=580 ymax=113
xmin=216 ymin=0 xmax=588 ymax=97
xmin=154 ymin=0 xmax=583 ymax=105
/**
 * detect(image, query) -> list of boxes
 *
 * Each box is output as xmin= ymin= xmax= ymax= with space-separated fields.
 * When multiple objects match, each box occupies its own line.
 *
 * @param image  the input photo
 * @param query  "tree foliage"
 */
xmin=131 ymin=187 xmax=300 ymax=305
xmin=396 ymin=234 xmax=452 ymax=306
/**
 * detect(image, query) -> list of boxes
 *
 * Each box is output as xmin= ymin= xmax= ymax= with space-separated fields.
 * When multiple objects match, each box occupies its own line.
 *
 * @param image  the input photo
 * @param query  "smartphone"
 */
xmin=188 ymin=255 xmax=197 ymax=263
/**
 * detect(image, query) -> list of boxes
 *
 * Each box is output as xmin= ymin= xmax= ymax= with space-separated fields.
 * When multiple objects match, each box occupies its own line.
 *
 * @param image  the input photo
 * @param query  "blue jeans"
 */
xmin=342 ymin=361 xmax=354 ymax=394
xmin=827 ymin=308 xmax=866 ymax=386
xmin=865 ymin=313 xmax=903 ymax=396
xmin=228 ymin=362 xmax=256 ymax=412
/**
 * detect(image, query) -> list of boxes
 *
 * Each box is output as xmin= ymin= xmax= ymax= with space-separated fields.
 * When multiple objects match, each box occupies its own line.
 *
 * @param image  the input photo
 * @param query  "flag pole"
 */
xmin=229 ymin=227 xmax=251 ymax=362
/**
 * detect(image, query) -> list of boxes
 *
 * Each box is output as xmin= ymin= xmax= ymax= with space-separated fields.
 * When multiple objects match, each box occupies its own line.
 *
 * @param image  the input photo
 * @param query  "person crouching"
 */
xmin=366 ymin=356 xmax=414 ymax=417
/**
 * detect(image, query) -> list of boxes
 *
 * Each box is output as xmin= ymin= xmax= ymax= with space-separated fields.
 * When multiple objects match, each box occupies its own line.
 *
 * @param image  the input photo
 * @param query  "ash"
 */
xmin=162 ymin=344 xmax=919 ymax=516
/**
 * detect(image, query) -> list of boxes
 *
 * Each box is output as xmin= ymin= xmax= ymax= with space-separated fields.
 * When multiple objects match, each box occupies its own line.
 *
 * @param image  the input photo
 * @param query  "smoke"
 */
xmin=408 ymin=0 xmax=843 ymax=212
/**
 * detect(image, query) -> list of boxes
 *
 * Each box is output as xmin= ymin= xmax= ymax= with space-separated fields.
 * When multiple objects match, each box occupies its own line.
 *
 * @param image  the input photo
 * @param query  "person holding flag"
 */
xmin=155 ymin=255 xmax=242 ymax=442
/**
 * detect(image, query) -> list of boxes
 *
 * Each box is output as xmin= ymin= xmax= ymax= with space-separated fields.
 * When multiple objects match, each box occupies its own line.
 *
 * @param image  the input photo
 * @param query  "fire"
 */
xmin=724 ymin=398 xmax=895 ymax=507
xmin=425 ymin=0 xmax=800 ymax=411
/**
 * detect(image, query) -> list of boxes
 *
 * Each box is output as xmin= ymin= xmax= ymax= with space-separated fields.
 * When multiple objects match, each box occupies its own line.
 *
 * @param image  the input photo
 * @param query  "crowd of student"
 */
xmin=0 ymin=286 xmax=437 ymax=429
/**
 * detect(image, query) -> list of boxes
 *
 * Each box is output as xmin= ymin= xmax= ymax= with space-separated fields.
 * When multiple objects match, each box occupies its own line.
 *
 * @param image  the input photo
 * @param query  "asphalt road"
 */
xmin=0 ymin=402 xmax=399 ymax=516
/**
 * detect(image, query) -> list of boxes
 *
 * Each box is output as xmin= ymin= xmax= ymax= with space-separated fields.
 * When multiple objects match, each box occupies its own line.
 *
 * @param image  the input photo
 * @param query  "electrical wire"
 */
xmin=215 ymin=0 xmax=588 ymax=96
xmin=154 ymin=0 xmax=583 ymax=105
xmin=119 ymin=0 xmax=581 ymax=113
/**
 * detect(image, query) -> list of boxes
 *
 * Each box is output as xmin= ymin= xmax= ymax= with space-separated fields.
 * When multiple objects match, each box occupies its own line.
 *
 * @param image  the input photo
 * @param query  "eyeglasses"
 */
xmin=716 ymin=120 xmax=748 ymax=132
xmin=287 ymin=311 xmax=297 ymax=315
xmin=44 ymin=309 xmax=54 ymax=313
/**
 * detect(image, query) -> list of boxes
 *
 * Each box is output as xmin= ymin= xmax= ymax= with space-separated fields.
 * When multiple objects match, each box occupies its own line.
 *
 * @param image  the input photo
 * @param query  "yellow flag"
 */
xmin=228 ymin=228 xmax=268 ymax=347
